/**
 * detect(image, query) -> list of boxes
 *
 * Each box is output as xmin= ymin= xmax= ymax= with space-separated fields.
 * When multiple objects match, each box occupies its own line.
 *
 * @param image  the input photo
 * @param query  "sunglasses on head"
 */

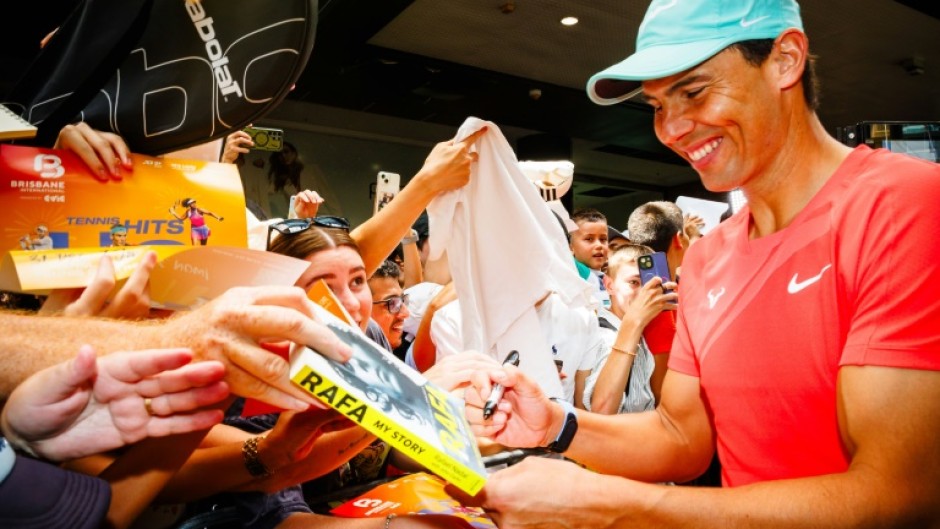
xmin=266 ymin=216 xmax=350 ymax=251
xmin=372 ymin=293 xmax=409 ymax=315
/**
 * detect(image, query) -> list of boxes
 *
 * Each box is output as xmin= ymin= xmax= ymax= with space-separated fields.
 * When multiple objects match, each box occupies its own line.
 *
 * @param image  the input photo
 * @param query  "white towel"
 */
xmin=427 ymin=117 xmax=595 ymax=398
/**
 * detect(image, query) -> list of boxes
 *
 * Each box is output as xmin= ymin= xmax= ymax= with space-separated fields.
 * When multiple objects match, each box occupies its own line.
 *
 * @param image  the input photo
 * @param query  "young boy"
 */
xmin=583 ymin=244 xmax=678 ymax=414
xmin=569 ymin=208 xmax=610 ymax=308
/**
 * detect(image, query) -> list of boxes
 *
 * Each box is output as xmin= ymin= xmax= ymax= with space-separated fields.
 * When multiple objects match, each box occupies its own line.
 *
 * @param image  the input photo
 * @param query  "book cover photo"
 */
xmin=289 ymin=300 xmax=487 ymax=496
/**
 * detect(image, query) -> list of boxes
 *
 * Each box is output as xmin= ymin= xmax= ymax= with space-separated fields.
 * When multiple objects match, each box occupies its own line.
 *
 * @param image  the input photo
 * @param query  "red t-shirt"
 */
xmin=644 ymin=309 xmax=676 ymax=355
xmin=670 ymin=146 xmax=940 ymax=486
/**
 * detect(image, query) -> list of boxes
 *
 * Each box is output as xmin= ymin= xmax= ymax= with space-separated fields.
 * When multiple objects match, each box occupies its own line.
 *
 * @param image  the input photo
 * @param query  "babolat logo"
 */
xmin=185 ymin=0 xmax=244 ymax=101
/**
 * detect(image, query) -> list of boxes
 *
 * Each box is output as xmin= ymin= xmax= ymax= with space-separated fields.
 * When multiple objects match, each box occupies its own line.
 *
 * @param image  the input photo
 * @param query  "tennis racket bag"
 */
xmin=7 ymin=0 xmax=317 ymax=155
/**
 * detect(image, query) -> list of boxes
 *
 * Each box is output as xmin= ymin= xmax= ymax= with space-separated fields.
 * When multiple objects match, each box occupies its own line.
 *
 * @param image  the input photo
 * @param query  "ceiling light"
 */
xmin=560 ymin=16 xmax=579 ymax=26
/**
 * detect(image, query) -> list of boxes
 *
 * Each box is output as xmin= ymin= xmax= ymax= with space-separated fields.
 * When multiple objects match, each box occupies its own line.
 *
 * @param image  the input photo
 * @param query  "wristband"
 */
xmin=242 ymin=436 xmax=272 ymax=478
xmin=546 ymin=398 xmax=578 ymax=454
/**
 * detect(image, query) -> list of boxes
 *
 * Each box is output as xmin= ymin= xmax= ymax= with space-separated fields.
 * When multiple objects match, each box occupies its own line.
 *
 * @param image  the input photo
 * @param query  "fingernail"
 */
xmin=288 ymin=395 xmax=313 ymax=410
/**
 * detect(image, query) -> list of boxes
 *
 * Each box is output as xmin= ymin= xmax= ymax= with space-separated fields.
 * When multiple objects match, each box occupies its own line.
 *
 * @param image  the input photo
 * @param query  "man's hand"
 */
xmin=158 ymin=286 xmax=352 ymax=411
xmin=54 ymin=122 xmax=132 ymax=181
xmin=459 ymin=456 xmax=630 ymax=529
xmin=41 ymin=252 xmax=156 ymax=320
xmin=0 ymin=345 xmax=228 ymax=462
xmin=465 ymin=364 xmax=560 ymax=449
xmin=221 ymin=130 xmax=253 ymax=164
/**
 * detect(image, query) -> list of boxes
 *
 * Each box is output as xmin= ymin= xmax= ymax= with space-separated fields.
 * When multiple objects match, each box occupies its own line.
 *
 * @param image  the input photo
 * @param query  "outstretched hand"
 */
xmin=158 ymin=286 xmax=353 ymax=411
xmin=0 ymin=345 xmax=229 ymax=461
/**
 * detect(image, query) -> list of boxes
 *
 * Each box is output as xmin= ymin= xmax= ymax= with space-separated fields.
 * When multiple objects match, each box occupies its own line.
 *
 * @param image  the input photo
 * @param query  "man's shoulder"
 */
xmin=843 ymin=146 xmax=940 ymax=195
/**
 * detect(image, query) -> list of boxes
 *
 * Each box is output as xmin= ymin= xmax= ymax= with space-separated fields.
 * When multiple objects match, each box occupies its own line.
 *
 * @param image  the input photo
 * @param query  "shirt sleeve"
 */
xmin=841 ymin=156 xmax=940 ymax=370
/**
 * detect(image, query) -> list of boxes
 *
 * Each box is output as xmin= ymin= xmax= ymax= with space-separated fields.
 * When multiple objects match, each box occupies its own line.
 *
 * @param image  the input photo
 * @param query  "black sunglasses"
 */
xmin=372 ymin=293 xmax=409 ymax=315
xmin=266 ymin=216 xmax=350 ymax=250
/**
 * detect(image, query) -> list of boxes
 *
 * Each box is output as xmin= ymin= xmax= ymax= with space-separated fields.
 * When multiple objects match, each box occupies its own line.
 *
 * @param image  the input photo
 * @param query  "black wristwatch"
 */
xmin=546 ymin=398 xmax=578 ymax=453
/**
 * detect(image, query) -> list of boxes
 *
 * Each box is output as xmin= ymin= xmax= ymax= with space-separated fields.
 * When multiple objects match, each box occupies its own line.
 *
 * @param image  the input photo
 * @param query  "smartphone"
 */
xmin=244 ymin=126 xmax=284 ymax=152
xmin=374 ymin=171 xmax=401 ymax=215
xmin=637 ymin=252 xmax=673 ymax=296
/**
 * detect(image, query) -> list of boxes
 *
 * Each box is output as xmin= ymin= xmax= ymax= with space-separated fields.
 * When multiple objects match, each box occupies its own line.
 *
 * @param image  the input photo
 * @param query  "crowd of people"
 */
xmin=2 ymin=0 xmax=939 ymax=528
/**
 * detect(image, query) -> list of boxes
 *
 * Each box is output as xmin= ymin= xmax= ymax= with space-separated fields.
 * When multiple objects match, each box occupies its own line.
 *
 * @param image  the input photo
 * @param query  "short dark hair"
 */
xmin=412 ymin=212 xmax=430 ymax=246
xmin=627 ymin=201 xmax=683 ymax=253
xmin=371 ymin=259 xmax=402 ymax=281
xmin=571 ymin=207 xmax=606 ymax=225
xmin=729 ymin=38 xmax=819 ymax=111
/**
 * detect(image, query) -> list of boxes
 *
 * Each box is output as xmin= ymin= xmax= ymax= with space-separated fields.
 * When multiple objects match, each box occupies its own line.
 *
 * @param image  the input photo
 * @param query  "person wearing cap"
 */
xmin=464 ymin=1 xmax=940 ymax=526
xmin=606 ymin=225 xmax=629 ymax=253
xmin=19 ymin=223 xmax=54 ymax=250
xmin=109 ymin=223 xmax=130 ymax=247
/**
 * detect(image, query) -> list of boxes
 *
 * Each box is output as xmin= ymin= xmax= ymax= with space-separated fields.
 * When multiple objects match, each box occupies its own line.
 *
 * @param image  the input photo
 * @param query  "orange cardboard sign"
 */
xmin=1 ymin=144 xmax=246 ymax=251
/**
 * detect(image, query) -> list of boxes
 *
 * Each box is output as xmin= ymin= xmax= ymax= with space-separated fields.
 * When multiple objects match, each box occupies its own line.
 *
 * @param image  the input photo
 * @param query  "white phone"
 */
xmin=374 ymin=171 xmax=401 ymax=215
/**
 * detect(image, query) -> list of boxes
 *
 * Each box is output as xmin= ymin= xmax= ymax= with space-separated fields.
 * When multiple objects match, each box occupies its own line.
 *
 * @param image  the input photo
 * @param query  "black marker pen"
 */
xmin=482 ymin=350 xmax=520 ymax=420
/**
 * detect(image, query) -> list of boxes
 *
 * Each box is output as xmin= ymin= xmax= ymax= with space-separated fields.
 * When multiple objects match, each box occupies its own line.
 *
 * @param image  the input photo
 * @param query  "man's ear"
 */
xmin=673 ymin=231 xmax=688 ymax=250
xmin=772 ymin=29 xmax=809 ymax=92
xmin=603 ymin=273 xmax=614 ymax=292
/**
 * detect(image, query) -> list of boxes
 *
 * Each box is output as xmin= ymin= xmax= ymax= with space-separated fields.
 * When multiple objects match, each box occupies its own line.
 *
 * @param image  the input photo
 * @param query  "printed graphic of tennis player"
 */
xmin=19 ymin=224 xmax=54 ymax=251
xmin=168 ymin=198 xmax=224 ymax=246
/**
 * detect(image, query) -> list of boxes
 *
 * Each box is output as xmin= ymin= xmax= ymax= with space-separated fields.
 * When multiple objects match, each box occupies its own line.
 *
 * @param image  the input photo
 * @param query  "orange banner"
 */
xmin=1 ymin=144 xmax=246 ymax=251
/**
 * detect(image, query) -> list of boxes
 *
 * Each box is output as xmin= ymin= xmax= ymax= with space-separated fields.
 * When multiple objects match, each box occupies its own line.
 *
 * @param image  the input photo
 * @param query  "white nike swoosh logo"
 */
xmin=740 ymin=15 xmax=769 ymax=28
xmin=707 ymin=287 xmax=726 ymax=309
xmin=788 ymin=264 xmax=832 ymax=294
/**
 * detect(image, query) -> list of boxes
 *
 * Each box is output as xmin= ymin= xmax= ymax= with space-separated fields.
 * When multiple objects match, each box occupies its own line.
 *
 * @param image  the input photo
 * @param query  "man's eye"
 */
xmin=686 ymin=88 xmax=704 ymax=99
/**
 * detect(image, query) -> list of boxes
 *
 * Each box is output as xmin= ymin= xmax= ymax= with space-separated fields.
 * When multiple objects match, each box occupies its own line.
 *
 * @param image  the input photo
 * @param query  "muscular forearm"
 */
xmin=597 ymin=469 xmax=939 ymax=529
xmin=0 ymin=312 xmax=161 ymax=399
xmin=564 ymin=406 xmax=712 ymax=483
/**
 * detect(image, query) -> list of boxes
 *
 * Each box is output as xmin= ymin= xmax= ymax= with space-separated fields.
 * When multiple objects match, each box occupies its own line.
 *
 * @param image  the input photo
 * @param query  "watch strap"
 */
xmin=546 ymin=398 xmax=578 ymax=453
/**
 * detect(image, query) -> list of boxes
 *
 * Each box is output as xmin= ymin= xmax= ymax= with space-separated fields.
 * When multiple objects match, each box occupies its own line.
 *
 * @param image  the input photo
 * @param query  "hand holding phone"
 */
xmin=637 ymin=252 xmax=674 ymax=298
xmin=244 ymin=126 xmax=284 ymax=152
xmin=374 ymin=171 xmax=401 ymax=215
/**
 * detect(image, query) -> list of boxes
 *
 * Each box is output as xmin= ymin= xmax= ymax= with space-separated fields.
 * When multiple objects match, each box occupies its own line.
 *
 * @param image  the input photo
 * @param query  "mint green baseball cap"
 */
xmin=587 ymin=0 xmax=803 ymax=105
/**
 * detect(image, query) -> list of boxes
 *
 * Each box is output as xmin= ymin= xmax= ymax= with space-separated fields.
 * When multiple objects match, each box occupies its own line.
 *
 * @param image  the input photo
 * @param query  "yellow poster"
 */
xmin=1 ymin=144 xmax=246 ymax=250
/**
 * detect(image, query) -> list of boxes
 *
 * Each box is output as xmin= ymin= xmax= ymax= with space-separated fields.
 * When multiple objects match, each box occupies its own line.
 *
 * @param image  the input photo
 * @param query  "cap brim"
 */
xmin=587 ymin=37 xmax=737 ymax=105
xmin=608 ymin=225 xmax=627 ymax=241
xmin=0 ymin=455 xmax=110 ymax=529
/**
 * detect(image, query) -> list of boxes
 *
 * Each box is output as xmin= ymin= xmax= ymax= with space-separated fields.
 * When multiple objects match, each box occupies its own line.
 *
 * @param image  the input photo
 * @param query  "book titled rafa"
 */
xmin=289 ymin=285 xmax=487 ymax=495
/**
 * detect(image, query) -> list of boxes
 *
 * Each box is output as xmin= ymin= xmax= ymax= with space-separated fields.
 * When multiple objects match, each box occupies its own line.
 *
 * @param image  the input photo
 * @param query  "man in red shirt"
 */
xmin=463 ymin=0 xmax=940 ymax=527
